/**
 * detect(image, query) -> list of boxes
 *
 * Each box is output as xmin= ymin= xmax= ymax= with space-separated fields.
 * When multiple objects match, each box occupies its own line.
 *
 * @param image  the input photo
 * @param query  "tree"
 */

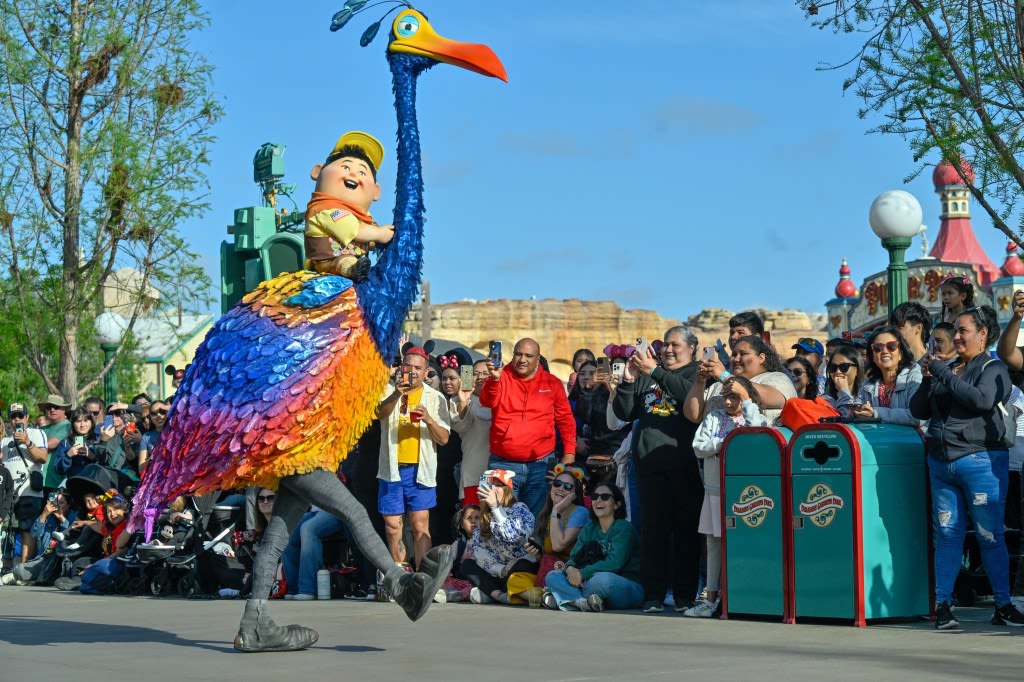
xmin=799 ymin=0 xmax=1024 ymax=244
xmin=0 ymin=0 xmax=220 ymax=402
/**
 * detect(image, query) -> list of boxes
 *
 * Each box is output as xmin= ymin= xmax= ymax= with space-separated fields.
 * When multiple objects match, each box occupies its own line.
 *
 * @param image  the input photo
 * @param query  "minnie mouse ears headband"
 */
xmin=603 ymin=343 xmax=636 ymax=359
xmin=438 ymin=347 xmax=473 ymax=369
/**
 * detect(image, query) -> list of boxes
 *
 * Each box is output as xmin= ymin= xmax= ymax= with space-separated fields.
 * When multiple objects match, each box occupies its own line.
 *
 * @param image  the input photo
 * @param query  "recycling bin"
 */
xmin=721 ymin=426 xmax=793 ymax=622
xmin=789 ymin=422 xmax=930 ymax=626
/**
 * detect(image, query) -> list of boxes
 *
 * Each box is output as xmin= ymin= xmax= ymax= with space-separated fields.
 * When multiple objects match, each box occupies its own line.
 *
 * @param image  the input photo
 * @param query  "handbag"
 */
xmin=779 ymin=396 xmax=840 ymax=430
xmin=571 ymin=540 xmax=605 ymax=570
xmin=13 ymin=442 xmax=44 ymax=492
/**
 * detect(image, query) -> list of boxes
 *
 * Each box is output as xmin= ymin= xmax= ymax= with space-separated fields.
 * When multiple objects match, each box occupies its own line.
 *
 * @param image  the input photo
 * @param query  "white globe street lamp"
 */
xmin=95 ymin=310 xmax=128 ymax=405
xmin=869 ymin=190 xmax=923 ymax=313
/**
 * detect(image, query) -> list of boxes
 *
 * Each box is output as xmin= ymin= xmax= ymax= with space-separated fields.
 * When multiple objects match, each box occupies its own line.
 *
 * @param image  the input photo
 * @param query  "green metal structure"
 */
xmin=220 ymin=143 xmax=306 ymax=313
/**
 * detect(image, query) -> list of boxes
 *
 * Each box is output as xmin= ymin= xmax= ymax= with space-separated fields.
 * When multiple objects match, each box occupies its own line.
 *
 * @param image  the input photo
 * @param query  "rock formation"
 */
xmin=405 ymin=300 xmax=827 ymax=381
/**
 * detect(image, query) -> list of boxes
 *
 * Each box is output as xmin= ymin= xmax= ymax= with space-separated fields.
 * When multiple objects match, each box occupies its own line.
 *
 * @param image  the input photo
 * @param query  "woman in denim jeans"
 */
xmin=543 ymin=481 xmax=642 ymax=612
xmin=910 ymin=305 xmax=1024 ymax=629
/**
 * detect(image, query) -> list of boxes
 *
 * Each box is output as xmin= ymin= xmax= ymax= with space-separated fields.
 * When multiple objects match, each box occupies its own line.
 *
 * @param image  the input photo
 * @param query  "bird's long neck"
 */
xmin=356 ymin=56 xmax=429 ymax=360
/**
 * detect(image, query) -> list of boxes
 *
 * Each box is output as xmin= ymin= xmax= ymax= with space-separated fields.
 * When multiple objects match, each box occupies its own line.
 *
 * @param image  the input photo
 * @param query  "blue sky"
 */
xmin=184 ymin=1 xmax=1011 ymax=320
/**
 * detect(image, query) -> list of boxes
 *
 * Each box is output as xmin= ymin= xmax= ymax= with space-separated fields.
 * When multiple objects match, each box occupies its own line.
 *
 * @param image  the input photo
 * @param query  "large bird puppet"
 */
xmin=129 ymin=3 xmax=506 ymax=532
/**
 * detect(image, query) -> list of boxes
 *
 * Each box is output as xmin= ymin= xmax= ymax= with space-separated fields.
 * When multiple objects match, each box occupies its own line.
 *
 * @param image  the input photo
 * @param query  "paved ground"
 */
xmin=0 ymin=587 xmax=1020 ymax=681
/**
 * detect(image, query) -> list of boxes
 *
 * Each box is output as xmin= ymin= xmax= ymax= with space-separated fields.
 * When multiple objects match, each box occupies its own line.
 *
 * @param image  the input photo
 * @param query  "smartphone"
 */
xmin=635 ymin=337 xmax=651 ymax=358
xmin=702 ymin=347 xmax=715 ymax=361
xmin=597 ymin=357 xmax=611 ymax=375
xmin=611 ymin=362 xmax=625 ymax=379
xmin=16 ymin=425 xmax=24 ymax=434
xmin=460 ymin=364 xmax=474 ymax=391
xmin=400 ymin=369 xmax=412 ymax=387
xmin=125 ymin=421 xmax=137 ymax=434
xmin=478 ymin=471 xmax=493 ymax=492
xmin=761 ymin=331 xmax=772 ymax=344
xmin=488 ymin=340 xmax=502 ymax=368
xmin=74 ymin=435 xmax=84 ymax=447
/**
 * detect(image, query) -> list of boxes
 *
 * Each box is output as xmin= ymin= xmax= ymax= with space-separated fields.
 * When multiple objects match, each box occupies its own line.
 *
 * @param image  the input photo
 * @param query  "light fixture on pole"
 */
xmin=95 ymin=310 xmax=128 ymax=405
xmin=869 ymin=190 xmax=923 ymax=313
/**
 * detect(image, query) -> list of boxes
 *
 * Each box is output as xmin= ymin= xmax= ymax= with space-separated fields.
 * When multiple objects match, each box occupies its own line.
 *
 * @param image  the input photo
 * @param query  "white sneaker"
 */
xmin=682 ymin=598 xmax=717 ymax=618
xmin=574 ymin=597 xmax=591 ymax=612
xmin=0 ymin=573 xmax=16 ymax=585
xmin=291 ymin=593 xmax=315 ymax=601
xmin=469 ymin=587 xmax=493 ymax=604
xmin=433 ymin=588 xmax=447 ymax=604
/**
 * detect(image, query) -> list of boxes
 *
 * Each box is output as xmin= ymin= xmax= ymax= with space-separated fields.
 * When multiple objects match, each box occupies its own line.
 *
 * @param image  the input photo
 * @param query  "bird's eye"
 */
xmin=396 ymin=15 xmax=419 ymax=37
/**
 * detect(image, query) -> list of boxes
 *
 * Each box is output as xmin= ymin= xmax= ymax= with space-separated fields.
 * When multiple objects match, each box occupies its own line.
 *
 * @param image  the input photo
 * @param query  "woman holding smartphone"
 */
xmin=53 ymin=408 xmax=102 ymax=479
xmin=846 ymin=326 xmax=923 ymax=426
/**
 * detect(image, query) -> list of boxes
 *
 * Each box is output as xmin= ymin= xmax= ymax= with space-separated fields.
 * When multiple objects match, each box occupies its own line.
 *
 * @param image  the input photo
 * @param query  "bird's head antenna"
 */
xmin=329 ymin=0 xmax=414 ymax=46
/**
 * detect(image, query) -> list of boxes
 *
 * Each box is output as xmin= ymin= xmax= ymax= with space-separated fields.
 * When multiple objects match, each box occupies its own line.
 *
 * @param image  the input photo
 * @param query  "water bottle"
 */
xmin=317 ymin=569 xmax=331 ymax=600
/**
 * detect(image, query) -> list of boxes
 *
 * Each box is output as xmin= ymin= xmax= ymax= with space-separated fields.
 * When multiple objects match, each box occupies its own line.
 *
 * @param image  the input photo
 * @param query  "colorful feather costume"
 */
xmin=129 ymin=4 xmax=507 ymax=531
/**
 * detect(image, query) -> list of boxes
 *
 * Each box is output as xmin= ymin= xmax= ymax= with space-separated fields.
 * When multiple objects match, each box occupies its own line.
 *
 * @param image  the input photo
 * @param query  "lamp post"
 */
xmin=95 ymin=310 xmax=127 ymax=405
xmin=869 ymin=190 xmax=923 ymax=314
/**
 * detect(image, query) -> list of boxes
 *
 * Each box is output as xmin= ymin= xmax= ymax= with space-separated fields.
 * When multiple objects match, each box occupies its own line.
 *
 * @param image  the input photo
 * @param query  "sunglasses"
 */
xmin=426 ymin=371 xmax=438 ymax=379
xmin=828 ymin=362 xmax=856 ymax=373
xmin=870 ymin=341 xmax=899 ymax=354
xmin=787 ymin=368 xmax=806 ymax=377
xmin=87 ymin=410 xmax=101 ymax=417
xmin=551 ymin=480 xmax=575 ymax=491
xmin=152 ymin=409 xmax=168 ymax=416
xmin=592 ymin=492 xmax=614 ymax=502
xmin=257 ymin=494 xmax=276 ymax=503
xmin=9 ymin=412 xmax=25 ymax=419
xmin=44 ymin=405 xmax=64 ymax=411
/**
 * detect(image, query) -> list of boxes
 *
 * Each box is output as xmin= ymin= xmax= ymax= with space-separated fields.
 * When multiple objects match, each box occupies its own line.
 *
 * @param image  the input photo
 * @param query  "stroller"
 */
xmin=118 ymin=495 xmax=241 ymax=597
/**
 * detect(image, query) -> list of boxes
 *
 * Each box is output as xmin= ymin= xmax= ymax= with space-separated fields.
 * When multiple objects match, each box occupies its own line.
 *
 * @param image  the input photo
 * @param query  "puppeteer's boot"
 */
xmin=388 ymin=544 xmax=455 ymax=623
xmin=233 ymin=599 xmax=319 ymax=653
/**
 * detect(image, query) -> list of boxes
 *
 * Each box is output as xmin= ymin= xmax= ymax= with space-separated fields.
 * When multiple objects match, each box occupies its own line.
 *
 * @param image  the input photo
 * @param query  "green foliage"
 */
xmin=797 ymin=0 xmax=1024 ymax=244
xmin=0 ymin=0 xmax=222 ymax=401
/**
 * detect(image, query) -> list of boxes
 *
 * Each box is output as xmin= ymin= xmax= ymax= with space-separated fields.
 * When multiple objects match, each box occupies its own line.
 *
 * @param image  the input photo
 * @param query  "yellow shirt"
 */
xmin=397 ymin=387 xmax=424 ymax=465
xmin=305 ymin=208 xmax=361 ymax=253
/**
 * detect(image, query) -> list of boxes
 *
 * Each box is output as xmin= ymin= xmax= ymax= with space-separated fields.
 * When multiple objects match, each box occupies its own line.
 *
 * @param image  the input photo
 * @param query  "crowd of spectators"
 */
xmin=3 ymin=286 xmax=1024 ymax=629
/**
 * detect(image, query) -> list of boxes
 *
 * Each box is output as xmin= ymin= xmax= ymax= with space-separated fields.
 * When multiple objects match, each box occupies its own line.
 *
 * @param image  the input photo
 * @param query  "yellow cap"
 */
xmin=326 ymin=131 xmax=384 ymax=174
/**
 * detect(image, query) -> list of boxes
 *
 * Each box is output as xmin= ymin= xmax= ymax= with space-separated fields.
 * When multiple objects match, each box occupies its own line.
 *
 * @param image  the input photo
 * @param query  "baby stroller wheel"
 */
xmin=151 ymin=570 xmax=173 ymax=597
xmin=177 ymin=574 xmax=198 ymax=598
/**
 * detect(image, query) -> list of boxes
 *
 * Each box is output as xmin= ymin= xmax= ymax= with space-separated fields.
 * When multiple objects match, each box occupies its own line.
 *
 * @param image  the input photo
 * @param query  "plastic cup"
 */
xmin=526 ymin=587 xmax=544 ymax=609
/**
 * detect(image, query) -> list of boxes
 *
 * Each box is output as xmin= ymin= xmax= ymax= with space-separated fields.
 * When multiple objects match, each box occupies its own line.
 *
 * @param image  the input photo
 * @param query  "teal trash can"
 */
xmin=789 ymin=422 xmax=930 ymax=626
xmin=721 ymin=426 xmax=794 ymax=622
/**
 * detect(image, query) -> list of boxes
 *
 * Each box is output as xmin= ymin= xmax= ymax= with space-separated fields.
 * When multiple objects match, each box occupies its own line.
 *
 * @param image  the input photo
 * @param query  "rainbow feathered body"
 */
xmin=132 ymin=273 xmax=391 ymax=509
xmin=128 ymin=48 xmax=439 ymax=531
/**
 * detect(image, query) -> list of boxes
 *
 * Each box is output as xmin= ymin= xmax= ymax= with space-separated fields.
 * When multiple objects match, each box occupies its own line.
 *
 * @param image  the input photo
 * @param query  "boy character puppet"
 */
xmin=304 ymin=130 xmax=396 ymax=281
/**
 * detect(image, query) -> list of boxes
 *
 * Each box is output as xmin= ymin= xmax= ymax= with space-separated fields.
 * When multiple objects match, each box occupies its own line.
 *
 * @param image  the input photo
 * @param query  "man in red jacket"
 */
xmin=480 ymin=338 xmax=576 ymax=516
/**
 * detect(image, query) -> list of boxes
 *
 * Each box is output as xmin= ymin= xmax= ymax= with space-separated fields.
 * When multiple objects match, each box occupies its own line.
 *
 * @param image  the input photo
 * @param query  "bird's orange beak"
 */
xmin=389 ymin=9 xmax=507 ymax=82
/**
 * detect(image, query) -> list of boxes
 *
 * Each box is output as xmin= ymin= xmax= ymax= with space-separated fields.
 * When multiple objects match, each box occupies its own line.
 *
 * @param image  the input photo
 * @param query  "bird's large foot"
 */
xmin=234 ymin=599 xmax=319 ymax=653
xmin=390 ymin=544 xmax=455 ymax=622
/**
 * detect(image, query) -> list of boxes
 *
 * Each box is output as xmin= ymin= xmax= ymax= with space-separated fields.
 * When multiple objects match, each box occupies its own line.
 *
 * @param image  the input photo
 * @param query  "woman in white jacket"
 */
xmin=686 ymin=375 xmax=767 ymax=617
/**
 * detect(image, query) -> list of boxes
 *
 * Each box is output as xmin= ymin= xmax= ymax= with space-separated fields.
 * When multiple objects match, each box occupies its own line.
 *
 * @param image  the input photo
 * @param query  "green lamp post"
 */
xmin=95 ymin=310 xmax=127 ymax=405
xmin=869 ymin=190 xmax=924 ymax=313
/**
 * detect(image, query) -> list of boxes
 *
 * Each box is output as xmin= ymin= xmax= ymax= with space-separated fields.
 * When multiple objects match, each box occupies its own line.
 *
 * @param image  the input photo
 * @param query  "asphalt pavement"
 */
xmin=0 ymin=587 xmax=1020 ymax=682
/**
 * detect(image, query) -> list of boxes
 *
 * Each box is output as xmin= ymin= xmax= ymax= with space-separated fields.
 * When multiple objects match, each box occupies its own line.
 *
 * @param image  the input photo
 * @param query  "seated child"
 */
xmin=304 ymin=130 xmax=395 ymax=281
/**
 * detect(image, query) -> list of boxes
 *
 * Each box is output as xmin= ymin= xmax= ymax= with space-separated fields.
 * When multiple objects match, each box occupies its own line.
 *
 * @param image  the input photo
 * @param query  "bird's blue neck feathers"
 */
xmin=356 ymin=53 xmax=434 ymax=361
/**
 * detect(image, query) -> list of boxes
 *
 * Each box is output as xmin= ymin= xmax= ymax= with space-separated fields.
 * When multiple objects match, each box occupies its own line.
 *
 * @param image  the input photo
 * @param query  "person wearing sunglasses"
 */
xmin=36 ymin=393 xmax=73 ymax=492
xmin=2 ymin=402 xmax=48 ymax=564
xmin=784 ymin=356 xmax=819 ymax=400
xmin=823 ymin=346 xmax=866 ymax=420
xmin=137 ymin=399 xmax=170 ymax=474
xmin=543 ymin=482 xmax=641 ymax=612
xmin=910 ymin=305 xmax=1024 ymax=629
xmin=843 ymin=326 xmax=923 ymax=427
xmin=375 ymin=347 xmax=451 ymax=569
xmin=522 ymin=465 xmax=589 ymax=594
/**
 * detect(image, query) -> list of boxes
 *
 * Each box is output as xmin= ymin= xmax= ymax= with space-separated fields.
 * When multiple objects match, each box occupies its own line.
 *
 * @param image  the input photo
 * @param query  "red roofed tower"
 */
xmin=928 ymin=156 xmax=1000 ymax=285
